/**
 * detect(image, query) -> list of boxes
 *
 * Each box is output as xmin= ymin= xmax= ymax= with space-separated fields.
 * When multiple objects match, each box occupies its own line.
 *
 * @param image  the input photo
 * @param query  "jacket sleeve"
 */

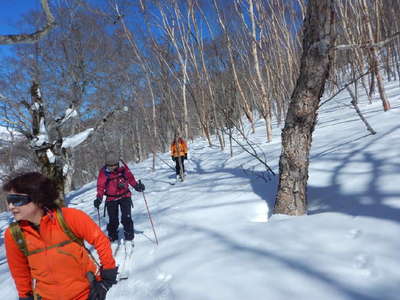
xmin=4 ymin=228 xmax=33 ymax=298
xmin=62 ymin=208 xmax=116 ymax=269
xmin=96 ymin=168 xmax=107 ymax=199
xmin=124 ymin=166 xmax=138 ymax=188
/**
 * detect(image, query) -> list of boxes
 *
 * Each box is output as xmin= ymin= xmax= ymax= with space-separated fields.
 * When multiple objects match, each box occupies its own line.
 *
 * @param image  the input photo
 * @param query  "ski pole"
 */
xmin=139 ymin=180 xmax=159 ymax=245
xmin=96 ymin=207 xmax=101 ymax=228
xmin=155 ymin=153 xmax=175 ymax=171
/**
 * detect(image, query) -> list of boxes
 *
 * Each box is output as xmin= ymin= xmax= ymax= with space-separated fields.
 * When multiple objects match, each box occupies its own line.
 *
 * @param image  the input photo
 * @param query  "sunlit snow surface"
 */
xmin=0 ymin=81 xmax=399 ymax=300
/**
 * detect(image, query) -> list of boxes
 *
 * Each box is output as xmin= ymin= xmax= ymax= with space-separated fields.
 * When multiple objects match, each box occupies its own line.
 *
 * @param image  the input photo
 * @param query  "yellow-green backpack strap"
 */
xmin=55 ymin=209 xmax=83 ymax=246
xmin=9 ymin=222 xmax=29 ymax=256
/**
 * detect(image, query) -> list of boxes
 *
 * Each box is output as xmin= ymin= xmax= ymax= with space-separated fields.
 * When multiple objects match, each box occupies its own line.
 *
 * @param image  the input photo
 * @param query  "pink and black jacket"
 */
xmin=96 ymin=163 xmax=138 ymax=201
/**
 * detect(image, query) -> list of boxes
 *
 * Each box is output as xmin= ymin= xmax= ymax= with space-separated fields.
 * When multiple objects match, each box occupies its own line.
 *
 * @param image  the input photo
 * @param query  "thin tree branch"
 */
xmin=320 ymin=70 xmax=370 ymax=107
xmin=0 ymin=0 xmax=56 ymax=45
xmin=334 ymin=31 xmax=400 ymax=51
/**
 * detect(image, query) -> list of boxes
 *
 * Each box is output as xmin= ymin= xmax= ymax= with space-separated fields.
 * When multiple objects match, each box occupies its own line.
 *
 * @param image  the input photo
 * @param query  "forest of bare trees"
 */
xmin=0 ymin=0 xmax=399 ymax=213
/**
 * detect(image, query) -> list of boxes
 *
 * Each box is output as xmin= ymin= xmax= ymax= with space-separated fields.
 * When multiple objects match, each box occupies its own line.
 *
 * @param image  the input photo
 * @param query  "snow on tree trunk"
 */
xmin=30 ymin=81 xmax=66 ymax=207
xmin=274 ymin=0 xmax=334 ymax=216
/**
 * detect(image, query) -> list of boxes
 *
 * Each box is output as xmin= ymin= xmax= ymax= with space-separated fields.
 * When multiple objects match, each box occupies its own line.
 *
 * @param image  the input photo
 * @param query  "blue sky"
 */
xmin=0 ymin=0 xmax=38 ymax=34
xmin=0 ymin=0 xmax=38 ymax=57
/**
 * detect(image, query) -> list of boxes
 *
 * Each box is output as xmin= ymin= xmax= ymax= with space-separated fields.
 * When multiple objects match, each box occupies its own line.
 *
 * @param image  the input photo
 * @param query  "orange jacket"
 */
xmin=5 ymin=207 xmax=115 ymax=300
xmin=170 ymin=138 xmax=188 ymax=157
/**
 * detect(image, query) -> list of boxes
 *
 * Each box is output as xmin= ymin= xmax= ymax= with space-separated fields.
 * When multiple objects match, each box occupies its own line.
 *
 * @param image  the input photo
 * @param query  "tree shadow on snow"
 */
xmin=308 ymin=125 xmax=400 ymax=224
xmin=168 ymin=154 xmax=278 ymax=219
xmin=185 ymin=123 xmax=400 ymax=225
xmin=149 ymin=221 xmax=390 ymax=300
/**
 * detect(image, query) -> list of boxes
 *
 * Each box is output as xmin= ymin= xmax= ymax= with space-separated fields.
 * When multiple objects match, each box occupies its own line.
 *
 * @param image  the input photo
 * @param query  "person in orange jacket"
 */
xmin=3 ymin=172 xmax=117 ymax=300
xmin=170 ymin=134 xmax=188 ymax=181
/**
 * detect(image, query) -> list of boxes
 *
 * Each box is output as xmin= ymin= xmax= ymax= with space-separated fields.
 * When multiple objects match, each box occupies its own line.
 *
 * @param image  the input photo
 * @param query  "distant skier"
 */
xmin=170 ymin=133 xmax=189 ymax=181
xmin=3 ymin=172 xmax=117 ymax=300
xmin=94 ymin=151 xmax=145 ymax=253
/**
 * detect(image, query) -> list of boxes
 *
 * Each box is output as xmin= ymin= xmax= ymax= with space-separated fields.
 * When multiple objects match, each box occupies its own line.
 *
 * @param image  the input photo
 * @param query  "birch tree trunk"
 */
xmin=116 ymin=6 xmax=159 ymax=170
xmin=213 ymin=0 xmax=255 ymax=134
xmin=248 ymin=0 xmax=273 ymax=142
xmin=274 ymin=0 xmax=334 ymax=215
xmin=360 ymin=0 xmax=391 ymax=111
xmin=158 ymin=1 xmax=190 ymax=139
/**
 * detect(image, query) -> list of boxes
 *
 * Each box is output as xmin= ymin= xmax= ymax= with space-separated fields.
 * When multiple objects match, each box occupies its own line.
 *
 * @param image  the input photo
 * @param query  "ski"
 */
xmin=111 ymin=241 xmax=120 ymax=257
xmin=118 ymin=256 xmax=128 ymax=280
xmin=117 ymin=240 xmax=134 ymax=280
xmin=170 ymin=174 xmax=186 ymax=185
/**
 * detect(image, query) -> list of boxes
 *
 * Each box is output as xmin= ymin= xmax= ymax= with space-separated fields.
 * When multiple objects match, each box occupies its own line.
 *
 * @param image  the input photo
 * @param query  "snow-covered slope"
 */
xmin=0 ymin=80 xmax=399 ymax=300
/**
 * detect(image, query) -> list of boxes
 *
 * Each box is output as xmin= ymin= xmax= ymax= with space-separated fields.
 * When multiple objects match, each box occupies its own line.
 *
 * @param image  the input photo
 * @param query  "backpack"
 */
xmin=103 ymin=166 xmax=129 ymax=198
xmin=9 ymin=208 xmax=83 ymax=256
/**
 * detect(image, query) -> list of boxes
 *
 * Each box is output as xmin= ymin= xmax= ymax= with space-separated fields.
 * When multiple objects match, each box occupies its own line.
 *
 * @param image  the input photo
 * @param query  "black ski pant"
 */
xmin=106 ymin=197 xmax=134 ymax=241
xmin=174 ymin=156 xmax=185 ymax=176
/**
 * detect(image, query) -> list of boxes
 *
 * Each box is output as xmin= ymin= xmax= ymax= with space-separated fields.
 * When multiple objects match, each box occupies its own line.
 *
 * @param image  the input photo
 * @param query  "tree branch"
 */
xmin=320 ymin=70 xmax=370 ymax=107
xmin=334 ymin=31 xmax=400 ymax=51
xmin=0 ymin=0 xmax=56 ymax=45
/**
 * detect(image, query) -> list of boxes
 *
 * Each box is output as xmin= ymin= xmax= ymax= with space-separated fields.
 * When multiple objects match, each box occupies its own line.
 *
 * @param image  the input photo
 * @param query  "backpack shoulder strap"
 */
xmin=121 ymin=166 xmax=127 ymax=179
xmin=9 ymin=211 xmax=85 ymax=257
xmin=102 ymin=166 xmax=110 ymax=178
xmin=9 ymin=222 xmax=29 ymax=256
xmin=56 ymin=209 xmax=101 ymax=267
xmin=103 ymin=167 xmax=113 ymax=191
xmin=55 ymin=209 xmax=84 ymax=246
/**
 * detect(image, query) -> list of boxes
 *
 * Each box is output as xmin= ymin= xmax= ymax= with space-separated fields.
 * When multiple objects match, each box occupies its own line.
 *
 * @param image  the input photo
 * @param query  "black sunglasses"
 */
xmin=7 ymin=194 xmax=32 ymax=207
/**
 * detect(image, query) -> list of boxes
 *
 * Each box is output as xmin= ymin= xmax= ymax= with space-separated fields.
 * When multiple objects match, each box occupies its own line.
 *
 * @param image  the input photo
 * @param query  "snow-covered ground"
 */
xmin=0 ymin=79 xmax=399 ymax=300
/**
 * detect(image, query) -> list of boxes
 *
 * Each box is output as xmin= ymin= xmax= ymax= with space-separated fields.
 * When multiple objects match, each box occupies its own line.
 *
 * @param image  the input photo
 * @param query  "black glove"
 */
xmin=94 ymin=197 xmax=102 ymax=209
xmin=87 ymin=267 xmax=118 ymax=300
xmin=88 ymin=279 xmax=108 ymax=300
xmin=184 ymin=154 xmax=187 ymax=160
xmin=171 ymin=156 xmax=176 ymax=161
xmin=134 ymin=181 xmax=145 ymax=192
xmin=19 ymin=295 xmax=34 ymax=300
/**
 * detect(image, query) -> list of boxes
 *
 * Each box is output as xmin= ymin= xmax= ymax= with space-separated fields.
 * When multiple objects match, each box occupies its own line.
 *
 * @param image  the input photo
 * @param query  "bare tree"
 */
xmin=234 ymin=0 xmax=273 ymax=141
xmin=334 ymin=0 xmax=398 ymax=111
xmin=274 ymin=0 xmax=335 ymax=215
xmin=2 ymin=0 xmax=400 ymax=203
xmin=0 ymin=6 xmax=131 ymax=203
xmin=213 ymin=0 xmax=255 ymax=134
xmin=113 ymin=3 xmax=161 ymax=170
xmin=360 ymin=0 xmax=391 ymax=111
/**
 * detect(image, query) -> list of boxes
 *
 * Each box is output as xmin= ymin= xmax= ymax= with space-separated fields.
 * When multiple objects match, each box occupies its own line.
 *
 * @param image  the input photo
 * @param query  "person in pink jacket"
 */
xmin=94 ymin=151 xmax=145 ymax=250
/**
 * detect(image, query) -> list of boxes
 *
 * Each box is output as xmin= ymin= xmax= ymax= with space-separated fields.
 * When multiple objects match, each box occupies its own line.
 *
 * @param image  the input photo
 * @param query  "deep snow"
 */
xmin=0 ymin=79 xmax=399 ymax=300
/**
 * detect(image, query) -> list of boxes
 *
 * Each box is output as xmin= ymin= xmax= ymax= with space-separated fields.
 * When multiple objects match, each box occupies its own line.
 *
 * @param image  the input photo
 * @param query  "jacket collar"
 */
xmin=18 ymin=208 xmax=56 ymax=228
xmin=104 ymin=165 xmax=124 ymax=174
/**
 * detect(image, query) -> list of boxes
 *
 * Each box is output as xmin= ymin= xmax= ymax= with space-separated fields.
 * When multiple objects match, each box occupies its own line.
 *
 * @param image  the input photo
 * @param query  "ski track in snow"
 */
xmin=108 ymin=181 xmax=176 ymax=299
xmin=109 ymin=238 xmax=175 ymax=299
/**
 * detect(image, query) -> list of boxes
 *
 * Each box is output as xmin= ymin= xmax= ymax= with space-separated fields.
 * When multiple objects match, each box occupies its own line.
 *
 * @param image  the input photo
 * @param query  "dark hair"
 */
xmin=2 ymin=172 xmax=59 ymax=210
